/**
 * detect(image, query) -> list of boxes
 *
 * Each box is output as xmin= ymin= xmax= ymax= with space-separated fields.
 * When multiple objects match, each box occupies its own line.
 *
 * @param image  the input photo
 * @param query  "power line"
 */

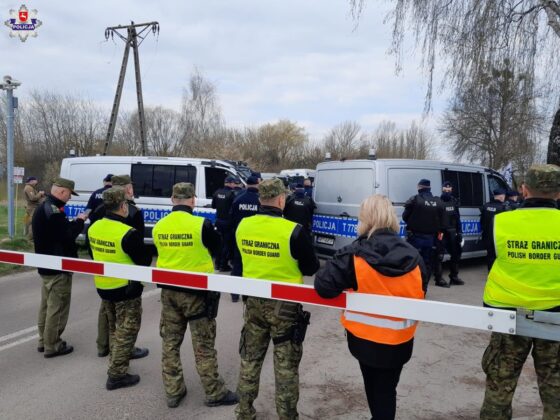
xmin=102 ymin=21 xmax=159 ymax=156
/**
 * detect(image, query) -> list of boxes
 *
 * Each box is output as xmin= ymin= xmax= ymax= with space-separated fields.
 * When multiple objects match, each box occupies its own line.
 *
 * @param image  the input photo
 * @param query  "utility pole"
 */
xmin=103 ymin=21 xmax=159 ymax=156
xmin=0 ymin=75 xmax=21 ymax=239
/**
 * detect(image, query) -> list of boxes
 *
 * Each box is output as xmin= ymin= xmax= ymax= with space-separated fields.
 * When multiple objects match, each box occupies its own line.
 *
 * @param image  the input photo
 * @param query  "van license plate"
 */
xmin=316 ymin=235 xmax=335 ymax=246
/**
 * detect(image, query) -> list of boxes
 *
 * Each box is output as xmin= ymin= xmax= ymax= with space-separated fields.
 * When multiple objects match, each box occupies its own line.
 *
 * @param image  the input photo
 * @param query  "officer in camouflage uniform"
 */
xmin=32 ymin=177 xmax=86 ymax=357
xmin=153 ymin=183 xmax=238 ymax=408
xmin=87 ymin=175 xmax=146 ymax=359
xmin=234 ymin=178 xmax=319 ymax=420
xmin=23 ymin=176 xmax=45 ymax=240
xmin=88 ymin=188 xmax=151 ymax=390
xmin=481 ymin=164 xmax=560 ymax=420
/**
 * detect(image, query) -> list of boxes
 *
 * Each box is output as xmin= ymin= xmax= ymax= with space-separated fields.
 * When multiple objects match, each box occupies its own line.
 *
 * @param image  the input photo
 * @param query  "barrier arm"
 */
xmin=1 ymin=250 xmax=558 ymax=341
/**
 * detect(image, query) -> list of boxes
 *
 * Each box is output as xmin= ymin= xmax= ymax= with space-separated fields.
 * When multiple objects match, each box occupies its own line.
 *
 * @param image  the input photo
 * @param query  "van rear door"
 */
xmin=313 ymin=161 xmax=375 ymax=256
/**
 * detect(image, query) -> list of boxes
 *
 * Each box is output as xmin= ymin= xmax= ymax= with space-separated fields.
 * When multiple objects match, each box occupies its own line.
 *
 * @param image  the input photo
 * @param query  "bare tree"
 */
xmin=350 ymin=0 xmax=560 ymax=165
xmin=179 ymin=68 xmax=225 ymax=156
xmin=145 ymin=106 xmax=181 ymax=156
xmin=236 ymin=120 xmax=308 ymax=172
xmin=323 ymin=121 xmax=368 ymax=159
xmin=440 ymin=63 xmax=543 ymax=171
xmin=372 ymin=120 xmax=434 ymax=159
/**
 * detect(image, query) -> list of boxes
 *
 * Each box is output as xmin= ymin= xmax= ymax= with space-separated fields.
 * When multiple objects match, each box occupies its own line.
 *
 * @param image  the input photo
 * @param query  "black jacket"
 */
xmin=230 ymin=187 xmax=260 ymax=232
xmin=440 ymin=193 xmax=461 ymax=232
xmin=95 ymin=212 xmax=152 ymax=302
xmin=314 ymin=228 xmax=426 ymax=368
xmin=283 ymin=192 xmax=316 ymax=231
xmin=402 ymin=189 xmax=444 ymax=235
xmin=158 ymin=205 xmax=222 ymax=294
xmin=236 ymin=206 xmax=320 ymax=277
xmin=86 ymin=185 xmax=111 ymax=212
xmin=212 ymin=187 xmax=235 ymax=221
xmin=480 ymin=199 xmax=508 ymax=243
xmin=32 ymin=194 xmax=85 ymax=276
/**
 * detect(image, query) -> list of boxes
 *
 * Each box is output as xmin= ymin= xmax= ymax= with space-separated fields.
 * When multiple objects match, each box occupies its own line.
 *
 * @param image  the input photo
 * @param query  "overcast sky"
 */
xmin=1 ymin=0 xmax=446 ymax=144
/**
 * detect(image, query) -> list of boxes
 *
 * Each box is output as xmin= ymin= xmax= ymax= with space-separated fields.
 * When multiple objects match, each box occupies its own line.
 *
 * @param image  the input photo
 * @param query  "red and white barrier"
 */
xmin=0 ymin=249 xmax=517 ymax=335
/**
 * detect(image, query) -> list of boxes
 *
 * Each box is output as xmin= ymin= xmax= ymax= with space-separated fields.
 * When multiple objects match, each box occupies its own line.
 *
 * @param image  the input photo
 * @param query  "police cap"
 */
xmin=259 ymin=178 xmax=289 ymax=200
xmin=418 ymin=179 xmax=431 ymax=187
xmin=442 ymin=181 xmax=453 ymax=188
xmin=111 ymin=175 xmax=132 ymax=186
xmin=172 ymin=182 xmax=195 ymax=199
xmin=246 ymin=175 xmax=259 ymax=185
xmin=524 ymin=164 xmax=560 ymax=193
xmin=506 ymin=190 xmax=519 ymax=197
xmin=493 ymin=188 xmax=507 ymax=196
xmin=53 ymin=177 xmax=79 ymax=196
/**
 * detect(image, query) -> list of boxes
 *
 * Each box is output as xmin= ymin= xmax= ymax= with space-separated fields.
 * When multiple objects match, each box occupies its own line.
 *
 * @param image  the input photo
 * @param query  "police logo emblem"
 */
xmin=4 ymin=5 xmax=42 ymax=42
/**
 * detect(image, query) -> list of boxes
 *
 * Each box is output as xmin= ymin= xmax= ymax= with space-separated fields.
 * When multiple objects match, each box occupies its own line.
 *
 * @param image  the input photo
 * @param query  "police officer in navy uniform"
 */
xmin=303 ymin=178 xmax=313 ymax=198
xmin=85 ymin=174 xmax=113 ymax=216
xmin=480 ymin=188 xmax=509 ymax=270
xmin=211 ymin=176 xmax=237 ymax=271
xmin=402 ymin=178 xmax=445 ymax=289
xmin=229 ymin=175 xmax=260 ymax=302
xmin=233 ymin=177 xmax=244 ymax=194
xmin=433 ymin=181 xmax=464 ymax=287
xmin=283 ymin=183 xmax=316 ymax=234
xmin=506 ymin=190 xmax=521 ymax=209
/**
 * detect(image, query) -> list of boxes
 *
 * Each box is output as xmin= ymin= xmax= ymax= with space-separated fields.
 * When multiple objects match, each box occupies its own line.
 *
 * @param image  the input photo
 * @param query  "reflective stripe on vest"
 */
xmin=343 ymin=311 xmax=418 ymax=329
xmin=341 ymin=255 xmax=424 ymax=345
xmin=152 ymin=210 xmax=214 ymax=273
xmin=88 ymin=218 xmax=134 ymax=290
xmin=236 ymin=214 xmax=302 ymax=284
xmin=484 ymin=208 xmax=560 ymax=310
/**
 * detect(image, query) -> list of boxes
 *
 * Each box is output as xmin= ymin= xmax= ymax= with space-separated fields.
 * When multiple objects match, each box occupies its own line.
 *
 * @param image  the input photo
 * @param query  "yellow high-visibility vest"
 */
xmin=236 ymin=214 xmax=302 ymax=284
xmin=88 ymin=218 xmax=134 ymax=290
xmin=484 ymin=208 xmax=560 ymax=310
xmin=152 ymin=210 xmax=214 ymax=273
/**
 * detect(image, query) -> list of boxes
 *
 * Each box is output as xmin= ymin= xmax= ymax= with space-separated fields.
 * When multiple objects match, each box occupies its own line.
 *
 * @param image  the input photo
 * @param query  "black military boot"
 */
xmin=434 ymin=278 xmax=450 ymax=288
xmin=106 ymin=373 xmax=140 ymax=390
xmin=449 ymin=276 xmax=464 ymax=286
xmin=167 ymin=389 xmax=187 ymax=408
xmin=205 ymin=390 xmax=239 ymax=407
xmin=130 ymin=347 xmax=149 ymax=359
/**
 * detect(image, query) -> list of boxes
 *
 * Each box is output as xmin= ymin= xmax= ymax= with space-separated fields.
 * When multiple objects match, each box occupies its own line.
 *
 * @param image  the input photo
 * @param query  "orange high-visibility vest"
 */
xmin=341 ymin=256 xmax=424 ymax=345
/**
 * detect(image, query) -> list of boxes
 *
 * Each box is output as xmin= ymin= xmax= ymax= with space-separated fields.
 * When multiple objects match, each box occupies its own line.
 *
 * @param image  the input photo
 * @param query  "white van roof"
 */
xmin=316 ymin=159 xmax=491 ymax=172
xmin=61 ymin=155 xmax=235 ymax=168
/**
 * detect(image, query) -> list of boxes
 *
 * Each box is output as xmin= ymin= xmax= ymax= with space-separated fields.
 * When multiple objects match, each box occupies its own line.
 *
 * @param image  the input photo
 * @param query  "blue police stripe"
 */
xmin=311 ymin=214 xmax=481 ymax=238
xmin=64 ymin=204 xmax=217 ymax=223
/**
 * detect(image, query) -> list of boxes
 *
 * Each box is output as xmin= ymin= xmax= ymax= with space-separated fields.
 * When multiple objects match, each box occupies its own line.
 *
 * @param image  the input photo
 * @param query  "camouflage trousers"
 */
xmin=105 ymin=297 xmax=142 ymax=378
xmin=160 ymin=289 xmax=227 ymax=401
xmin=97 ymin=300 xmax=110 ymax=354
xmin=38 ymin=273 xmax=72 ymax=353
xmin=235 ymin=297 xmax=303 ymax=420
xmin=480 ymin=332 xmax=560 ymax=420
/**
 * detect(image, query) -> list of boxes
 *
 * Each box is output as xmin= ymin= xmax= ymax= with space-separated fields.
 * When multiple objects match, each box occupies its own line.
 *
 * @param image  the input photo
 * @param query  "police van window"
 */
xmin=131 ymin=164 xmax=152 ymax=196
xmin=205 ymin=167 xmax=229 ymax=198
xmin=388 ymin=168 xmax=441 ymax=204
xmin=443 ymin=170 xmax=483 ymax=207
xmin=175 ymin=165 xmax=196 ymax=185
xmin=132 ymin=164 xmax=196 ymax=197
xmin=488 ymin=175 xmax=509 ymax=197
xmin=152 ymin=165 xmax=174 ymax=197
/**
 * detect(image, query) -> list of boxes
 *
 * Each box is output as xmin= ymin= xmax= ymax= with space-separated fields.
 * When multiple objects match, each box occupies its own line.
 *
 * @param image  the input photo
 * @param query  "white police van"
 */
xmin=312 ymin=158 xmax=510 ymax=259
xmin=280 ymin=168 xmax=316 ymax=184
xmin=60 ymin=156 xmax=243 ymax=243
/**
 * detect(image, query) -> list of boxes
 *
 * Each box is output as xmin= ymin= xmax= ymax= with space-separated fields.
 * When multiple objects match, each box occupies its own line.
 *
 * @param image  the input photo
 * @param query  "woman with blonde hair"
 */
xmin=314 ymin=195 xmax=426 ymax=420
